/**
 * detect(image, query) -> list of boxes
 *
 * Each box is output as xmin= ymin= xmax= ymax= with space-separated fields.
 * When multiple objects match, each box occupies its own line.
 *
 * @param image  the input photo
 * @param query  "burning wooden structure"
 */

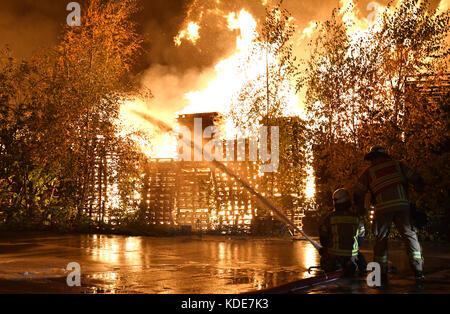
xmin=135 ymin=112 xmax=305 ymax=234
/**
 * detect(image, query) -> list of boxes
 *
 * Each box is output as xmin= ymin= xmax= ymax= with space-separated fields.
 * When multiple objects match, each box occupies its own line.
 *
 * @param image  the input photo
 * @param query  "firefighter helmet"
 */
xmin=333 ymin=188 xmax=351 ymax=205
xmin=364 ymin=145 xmax=390 ymax=161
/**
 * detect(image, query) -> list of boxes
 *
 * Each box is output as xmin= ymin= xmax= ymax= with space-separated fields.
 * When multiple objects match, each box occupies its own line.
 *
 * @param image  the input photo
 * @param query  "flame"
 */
xmin=437 ymin=0 xmax=448 ymax=13
xmin=340 ymin=0 xmax=368 ymax=31
xmin=152 ymin=132 xmax=178 ymax=159
xmin=304 ymin=165 xmax=316 ymax=199
xmin=119 ymin=98 xmax=178 ymax=159
xmin=180 ymin=9 xmax=302 ymax=138
xmin=113 ymin=0 xmax=449 ymax=209
xmin=339 ymin=0 xmax=388 ymax=42
xmin=121 ymin=7 xmax=322 ymax=200
xmin=180 ymin=9 xmax=259 ymax=116
xmin=174 ymin=22 xmax=201 ymax=46
xmin=120 ymin=8 xmax=312 ymax=196
xmin=300 ymin=21 xmax=318 ymax=40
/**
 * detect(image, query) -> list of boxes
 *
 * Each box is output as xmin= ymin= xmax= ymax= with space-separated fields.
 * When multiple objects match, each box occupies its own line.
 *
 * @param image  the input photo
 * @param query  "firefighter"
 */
xmin=319 ymin=188 xmax=360 ymax=277
xmin=353 ymin=145 xmax=425 ymax=283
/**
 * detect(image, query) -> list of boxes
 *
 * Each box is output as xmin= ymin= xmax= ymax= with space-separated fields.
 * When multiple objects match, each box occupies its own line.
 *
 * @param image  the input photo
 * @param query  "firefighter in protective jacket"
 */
xmin=319 ymin=188 xmax=361 ymax=276
xmin=353 ymin=146 xmax=425 ymax=282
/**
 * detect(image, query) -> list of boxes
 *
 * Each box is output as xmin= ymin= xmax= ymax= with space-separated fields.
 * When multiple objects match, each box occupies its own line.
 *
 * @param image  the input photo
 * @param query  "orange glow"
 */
xmin=122 ymin=9 xmax=306 ymax=156
xmin=339 ymin=0 xmax=387 ymax=41
xmin=304 ymin=165 xmax=315 ymax=199
xmin=120 ymin=9 xmax=317 ymax=203
xmin=300 ymin=21 xmax=317 ymax=40
xmin=119 ymin=98 xmax=178 ymax=159
xmin=437 ymin=0 xmax=448 ymax=13
xmin=180 ymin=9 xmax=303 ymax=138
xmin=174 ymin=22 xmax=201 ymax=46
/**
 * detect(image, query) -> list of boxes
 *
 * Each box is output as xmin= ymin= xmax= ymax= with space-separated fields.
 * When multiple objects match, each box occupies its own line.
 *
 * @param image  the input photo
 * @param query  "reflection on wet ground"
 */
xmin=0 ymin=233 xmax=320 ymax=293
xmin=302 ymin=241 xmax=450 ymax=294
xmin=1 ymin=233 xmax=449 ymax=294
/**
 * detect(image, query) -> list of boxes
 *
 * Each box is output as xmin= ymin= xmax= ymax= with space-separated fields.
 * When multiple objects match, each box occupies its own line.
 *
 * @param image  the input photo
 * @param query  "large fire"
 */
xmin=119 ymin=98 xmax=178 ymax=159
xmin=120 ymin=7 xmax=313 ymax=198
xmin=119 ymin=1 xmax=409 ymax=198
xmin=181 ymin=9 xmax=303 ymax=125
xmin=122 ymin=8 xmax=304 ymax=152
xmin=174 ymin=21 xmax=201 ymax=46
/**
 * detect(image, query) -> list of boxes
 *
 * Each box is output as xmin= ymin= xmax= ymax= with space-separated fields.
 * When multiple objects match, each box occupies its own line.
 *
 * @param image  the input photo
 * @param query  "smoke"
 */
xmin=136 ymin=0 xmax=397 ymax=117
xmin=134 ymin=0 xmax=336 ymax=120
xmin=1 ymin=0 xmax=445 ymax=119
xmin=137 ymin=64 xmax=219 ymax=122
xmin=0 ymin=0 xmax=62 ymax=59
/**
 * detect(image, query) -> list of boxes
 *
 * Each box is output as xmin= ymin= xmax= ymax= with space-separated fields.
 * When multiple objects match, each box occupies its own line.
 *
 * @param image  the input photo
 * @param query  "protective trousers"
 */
xmin=373 ymin=209 xmax=424 ymax=274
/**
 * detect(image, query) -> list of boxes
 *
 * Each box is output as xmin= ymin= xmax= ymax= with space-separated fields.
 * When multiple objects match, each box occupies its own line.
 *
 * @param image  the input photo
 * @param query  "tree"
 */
xmin=0 ymin=0 xmax=145 ymax=230
xmin=303 ymin=0 xmax=449 ymax=232
xmin=229 ymin=2 xmax=308 ymax=223
xmin=52 ymin=0 xmax=144 ymax=224
xmin=229 ymin=2 xmax=300 ymax=133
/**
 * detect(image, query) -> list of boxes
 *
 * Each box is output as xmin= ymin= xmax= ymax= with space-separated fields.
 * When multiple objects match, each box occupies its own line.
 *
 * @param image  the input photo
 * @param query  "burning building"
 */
xmin=134 ymin=111 xmax=305 ymax=234
xmin=119 ymin=7 xmax=311 ymax=234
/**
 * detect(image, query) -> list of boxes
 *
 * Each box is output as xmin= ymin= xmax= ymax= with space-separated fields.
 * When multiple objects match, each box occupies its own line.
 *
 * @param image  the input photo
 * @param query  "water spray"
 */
xmin=131 ymin=109 xmax=322 ymax=251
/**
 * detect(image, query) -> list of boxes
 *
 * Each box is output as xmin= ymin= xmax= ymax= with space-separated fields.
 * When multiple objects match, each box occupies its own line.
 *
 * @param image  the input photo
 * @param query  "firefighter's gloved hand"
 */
xmin=318 ymin=247 xmax=325 ymax=256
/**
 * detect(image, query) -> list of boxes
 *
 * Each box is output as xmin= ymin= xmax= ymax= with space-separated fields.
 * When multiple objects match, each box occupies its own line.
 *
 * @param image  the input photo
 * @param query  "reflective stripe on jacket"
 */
xmin=319 ymin=212 xmax=359 ymax=257
xmin=355 ymin=160 xmax=411 ymax=213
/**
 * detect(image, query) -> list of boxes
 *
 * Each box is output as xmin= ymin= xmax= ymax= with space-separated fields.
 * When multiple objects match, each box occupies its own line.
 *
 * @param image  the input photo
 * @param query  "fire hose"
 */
xmin=132 ymin=110 xmax=323 ymax=251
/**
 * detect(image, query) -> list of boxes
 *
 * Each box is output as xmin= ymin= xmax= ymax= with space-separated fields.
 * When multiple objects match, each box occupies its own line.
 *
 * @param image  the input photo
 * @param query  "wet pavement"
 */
xmin=0 ymin=232 xmax=319 ymax=293
xmin=0 ymin=232 xmax=449 ymax=294
xmin=303 ymin=241 xmax=450 ymax=294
